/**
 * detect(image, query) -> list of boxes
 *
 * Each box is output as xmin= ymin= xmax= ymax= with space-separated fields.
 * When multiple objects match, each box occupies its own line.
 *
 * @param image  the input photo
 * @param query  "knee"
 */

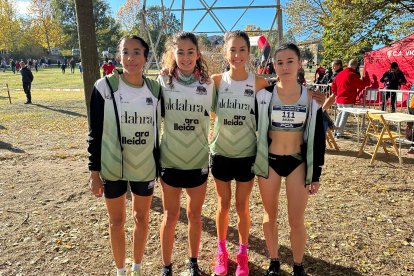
xmin=133 ymin=209 xmax=149 ymax=225
xmin=163 ymin=209 xmax=179 ymax=227
xmin=262 ymin=210 xmax=277 ymax=223
xmin=217 ymin=198 xmax=231 ymax=213
xmin=288 ymin=216 xmax=305 ymax=231
xmin=109 ymin=216 xmax=125 ymax=230
xmin=235 ymin=200 xmax=249 ymax=216
xmin=187 ymin=209 xmax=202 ymax=224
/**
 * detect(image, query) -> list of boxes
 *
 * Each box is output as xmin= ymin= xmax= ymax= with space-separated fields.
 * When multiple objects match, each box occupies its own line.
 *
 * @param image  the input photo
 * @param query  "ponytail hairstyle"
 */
xmin=161 ymin=31 xmax=210 ymax=87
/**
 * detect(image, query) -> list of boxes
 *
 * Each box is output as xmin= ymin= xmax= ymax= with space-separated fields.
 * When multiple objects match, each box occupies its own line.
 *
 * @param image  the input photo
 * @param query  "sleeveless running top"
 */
xmin=158 ymin=75 xmax=214 ymax=169
xmin=210 ymin=71 xmax=256 ymax=157
xmin=116 ymin=77 xmax=157 ymax=180
xmin=270 ymin=86 xmax=308 ymax=131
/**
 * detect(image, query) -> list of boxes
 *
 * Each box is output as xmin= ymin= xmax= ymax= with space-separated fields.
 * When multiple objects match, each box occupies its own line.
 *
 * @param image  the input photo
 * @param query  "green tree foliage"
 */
xmin=52 ymin=0 xmax=121 ymax=54
xmin=286 ymin=0 xmax=414 ymax=62
xmin=0 ymin=0 xmax=22 ymax=52
xmin=133 ymin=6 xmax=181 ymax=61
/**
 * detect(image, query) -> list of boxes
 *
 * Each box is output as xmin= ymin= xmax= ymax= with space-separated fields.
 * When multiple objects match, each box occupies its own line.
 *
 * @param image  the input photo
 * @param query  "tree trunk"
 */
xmin=74 ymin=0 xmax=100 ymax=127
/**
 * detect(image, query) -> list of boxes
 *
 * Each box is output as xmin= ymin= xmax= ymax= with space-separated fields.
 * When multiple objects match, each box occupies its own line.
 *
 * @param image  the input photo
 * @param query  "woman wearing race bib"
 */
xmin=210 ymin=30 xmax=269 ymax=276
xmin=254 ymin=43 xmax=326 ymax=276
xmin=88 ymin=35 xmax=162 ymax=276
xmin=157 ymin=32 xmax=214 ymax=276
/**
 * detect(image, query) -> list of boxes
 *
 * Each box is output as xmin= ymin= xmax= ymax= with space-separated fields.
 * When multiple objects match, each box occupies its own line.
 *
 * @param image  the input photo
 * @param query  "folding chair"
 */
xmin=358 ymin=112 xmax=404 ymax=164
xmin=326 ymin=127 xmax=339 ymax=150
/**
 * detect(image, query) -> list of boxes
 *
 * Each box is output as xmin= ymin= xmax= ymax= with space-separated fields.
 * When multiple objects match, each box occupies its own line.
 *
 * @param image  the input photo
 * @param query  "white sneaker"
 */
xmin=131 ymin=268 xmax=142 ymax=276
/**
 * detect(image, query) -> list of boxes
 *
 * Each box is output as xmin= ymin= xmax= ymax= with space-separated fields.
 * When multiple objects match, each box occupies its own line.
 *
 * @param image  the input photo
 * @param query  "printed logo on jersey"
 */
xmin=165 ymin=98 xmax=205 ymax=113
xmin=121 ymin=131 xmax=150 ymax=145
xmin=174 ymin=118 xmax=199 ymax=131
xmin=121 ymin=111 xmax=153 ymax=124
xmin=146 ymin=97 xmax=153 ymax=105
xmin=224 ymin=115 xmax=245 ymax=126
xmin=196 ymin=86 xmax=207 ymax=95
xmin=244 ymin=89 xmax=254 ymax=97
xmin=218 ymin=98 xmax=251 ymax=111
xmin=246 ymin=84 xmax=253 ymax=88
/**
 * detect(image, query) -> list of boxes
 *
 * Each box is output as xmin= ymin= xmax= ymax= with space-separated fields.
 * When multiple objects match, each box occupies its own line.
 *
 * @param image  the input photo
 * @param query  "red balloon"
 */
xmin=258 ymin=36 xmax=267 ymax=49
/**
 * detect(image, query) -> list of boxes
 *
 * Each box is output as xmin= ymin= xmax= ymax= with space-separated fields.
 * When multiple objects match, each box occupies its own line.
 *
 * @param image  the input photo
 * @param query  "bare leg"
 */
xmin=160 ymin=181 xmax=182 ymax=265
xmin=235 ymin=179 xmax=254 ymax=244
xmin=185 ymin=182 xmax=207 ymax=257
xmin=214 ymin=178 xmax=232 ymax=241
xmin=131 ymin=193 xmax=153 ymax=264
xmin=258 ymin=169 xmax=282 ymax=259
xmin=286 ymin=163 xmax=308 ymax=263
xmin=105 ymin=195 xmax=127 ymax=268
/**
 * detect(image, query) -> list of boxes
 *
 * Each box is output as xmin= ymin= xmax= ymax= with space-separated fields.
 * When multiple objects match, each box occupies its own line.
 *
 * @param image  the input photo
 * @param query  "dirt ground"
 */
xmin=1 ymin=96 xmax=414 ymax=276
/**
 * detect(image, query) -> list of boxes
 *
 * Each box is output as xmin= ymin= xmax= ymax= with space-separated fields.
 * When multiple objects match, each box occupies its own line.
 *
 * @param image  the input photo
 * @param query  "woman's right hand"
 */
xmin=89 ymin=171 xmax=104 ymax=197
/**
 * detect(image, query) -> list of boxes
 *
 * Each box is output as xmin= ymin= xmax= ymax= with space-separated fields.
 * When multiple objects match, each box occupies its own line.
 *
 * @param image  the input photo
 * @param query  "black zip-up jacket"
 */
xmin=20 ymin=67 xmax=34 ymax=83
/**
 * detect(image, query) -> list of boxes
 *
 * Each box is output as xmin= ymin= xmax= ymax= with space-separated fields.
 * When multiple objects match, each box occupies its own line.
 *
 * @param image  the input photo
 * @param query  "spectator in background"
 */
xmin=15 ymin=60 xmax=21 ymax=72
xmin=320 ymin=67 xmax=333 ymax=85
xmin=70 ymin=58 xmax=76 ymax=73
xmin=78 ymin=60 xmax=83 ymax=78
xmin=314 ymin=64 xmax=325 ymax=84
xmin=322 ymin=59 xmax=365 ymax=138
xmin=380 ymin=62 xmax=407 ymax=113
xmin=61 ymin=61 xmax=66 ymax=74
xmin=20 ymin=60 xmax=34 ymax=104
xmin=297 ymin=67 xmax=306 ymax=85
xmin=1 ymin=59 xmax=6 ymax=72
xmin=11 ymin=59 xmax=16 ymax=74
xmin=102 ymin=60 xmax=116 ymax=76
xmin=330 ymin=59 xmax=343 ymax=83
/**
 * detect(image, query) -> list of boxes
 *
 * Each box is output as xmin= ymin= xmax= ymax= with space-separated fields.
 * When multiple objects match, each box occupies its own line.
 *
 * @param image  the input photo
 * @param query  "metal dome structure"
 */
xmin=138 ymin=0 xmax=283 ymax=70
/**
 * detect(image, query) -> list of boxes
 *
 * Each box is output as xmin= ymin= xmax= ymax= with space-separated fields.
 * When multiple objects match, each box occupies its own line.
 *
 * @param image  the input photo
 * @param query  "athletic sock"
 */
xmin=218 ymin=239 xmax=227 ymax=253
xmin=131 ymin=263 xmax=141 ymax=271
xmin=116 ymin=267 xmax=126 ymax=276
xmin=238 ymin=243 xmax=248 ymax=255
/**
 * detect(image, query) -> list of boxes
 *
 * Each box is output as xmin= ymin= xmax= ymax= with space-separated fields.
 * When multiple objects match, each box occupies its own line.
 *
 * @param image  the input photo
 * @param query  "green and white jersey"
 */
xmin=101 ymin=77 xmax=157 ymax=181
xmin=158 ymin=76 xmax=214 ymax=169
xmin=210 ymin=72 xmax=257 ymax=157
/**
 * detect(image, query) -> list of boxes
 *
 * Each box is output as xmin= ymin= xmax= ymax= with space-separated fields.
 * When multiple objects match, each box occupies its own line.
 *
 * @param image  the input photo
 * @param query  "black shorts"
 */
xmin=103 ymin=179 xmax=155 ymax=199
xmin=161 ymin=167 xmax=208 ymax=188
xmin=210 ymin=154 xmax=255 ymax=182
xmin=268 ymin=153 xmax=304 ymax=177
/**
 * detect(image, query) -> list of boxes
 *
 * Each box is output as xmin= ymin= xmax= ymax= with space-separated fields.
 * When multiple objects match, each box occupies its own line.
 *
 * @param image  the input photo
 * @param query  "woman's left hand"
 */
xmin=308 ymin=182 xmax=320 ymax=195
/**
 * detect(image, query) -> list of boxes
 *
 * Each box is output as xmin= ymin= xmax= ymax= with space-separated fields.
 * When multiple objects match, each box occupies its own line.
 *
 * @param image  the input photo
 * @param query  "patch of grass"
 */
xmin=0 ymin=67 xmax=160 ymax=91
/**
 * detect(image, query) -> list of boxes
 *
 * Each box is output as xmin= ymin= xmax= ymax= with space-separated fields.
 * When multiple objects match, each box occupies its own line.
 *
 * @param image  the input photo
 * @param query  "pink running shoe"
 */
xmin=236 ymin=253 xmax=249 ymax=276
xmin=214 ymin=251 xmax=228 ymax=275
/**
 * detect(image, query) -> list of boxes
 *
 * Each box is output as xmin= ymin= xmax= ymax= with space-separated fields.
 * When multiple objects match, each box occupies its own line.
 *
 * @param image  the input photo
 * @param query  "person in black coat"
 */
xmin=20 ymin=61 xmax=34 ymax=104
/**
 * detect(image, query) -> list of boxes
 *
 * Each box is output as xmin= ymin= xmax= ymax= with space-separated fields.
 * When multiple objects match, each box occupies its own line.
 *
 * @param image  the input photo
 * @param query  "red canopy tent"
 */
xmin=363 ymin=33 xmax=414 ymax=107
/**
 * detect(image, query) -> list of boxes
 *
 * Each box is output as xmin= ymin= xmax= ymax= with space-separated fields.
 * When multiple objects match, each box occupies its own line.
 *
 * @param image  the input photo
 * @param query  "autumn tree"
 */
xmin=28 ymin=0 xmax=62 ymax=54
xmin=0 ymin=0 xmax=22 ymax=52
xmin=116 ymin=0 xmax=141 ymax=31
xmin=286 ymin=0 xmax=414 ymax=62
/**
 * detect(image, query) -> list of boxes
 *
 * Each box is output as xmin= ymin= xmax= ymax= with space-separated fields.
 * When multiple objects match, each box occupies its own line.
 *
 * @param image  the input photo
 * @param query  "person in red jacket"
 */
xmin=102 ymin=60 xmax=116 ymax=76
xmin=322 ymin=59 xmax=364 ymax=138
